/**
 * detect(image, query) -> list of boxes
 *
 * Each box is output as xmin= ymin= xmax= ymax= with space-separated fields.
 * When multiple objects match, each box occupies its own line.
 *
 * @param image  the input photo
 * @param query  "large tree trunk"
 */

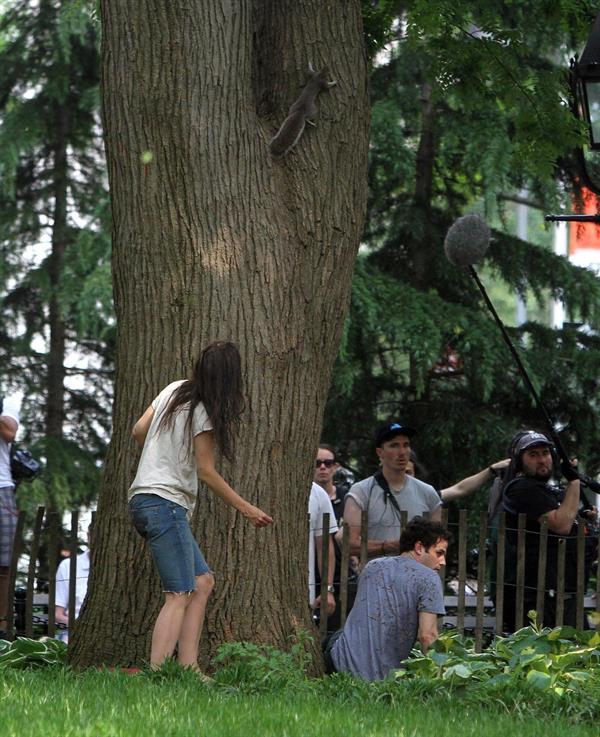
xmin=70 ymin=0 xmax=370 ymax=669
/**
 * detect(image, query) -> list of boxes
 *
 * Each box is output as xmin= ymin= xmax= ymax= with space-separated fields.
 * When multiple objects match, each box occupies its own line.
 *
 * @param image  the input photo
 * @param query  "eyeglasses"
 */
xmin=315 ymin=459 xmax=336 ymax=468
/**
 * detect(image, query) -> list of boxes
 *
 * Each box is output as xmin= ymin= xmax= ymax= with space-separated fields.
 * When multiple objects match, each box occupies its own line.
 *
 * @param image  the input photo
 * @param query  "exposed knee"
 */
xmin=195 ymin=572 xmax=215 ymax=598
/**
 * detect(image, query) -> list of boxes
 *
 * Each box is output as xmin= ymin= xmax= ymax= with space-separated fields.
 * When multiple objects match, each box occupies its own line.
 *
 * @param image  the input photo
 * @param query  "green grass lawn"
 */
xmin=2 ymin=667 xmax=599 ymax=737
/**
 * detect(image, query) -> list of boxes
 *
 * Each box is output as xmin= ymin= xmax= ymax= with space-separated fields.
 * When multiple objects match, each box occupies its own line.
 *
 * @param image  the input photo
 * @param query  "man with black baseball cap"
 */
xmin=502 ymin=430 xmax=582 ymax=630
xmin=343 ymin=422 xmax=441 ymax=558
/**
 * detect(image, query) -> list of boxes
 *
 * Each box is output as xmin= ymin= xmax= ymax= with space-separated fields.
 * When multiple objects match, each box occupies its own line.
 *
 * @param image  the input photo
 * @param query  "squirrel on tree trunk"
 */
xmin=269 ymin=64 xmax=337 ymax=157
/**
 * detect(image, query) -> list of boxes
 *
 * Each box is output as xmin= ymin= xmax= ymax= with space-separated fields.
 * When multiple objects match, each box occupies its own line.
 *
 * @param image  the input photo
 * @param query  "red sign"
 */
xmin=570 ymin=188 xmax=600 ymax=253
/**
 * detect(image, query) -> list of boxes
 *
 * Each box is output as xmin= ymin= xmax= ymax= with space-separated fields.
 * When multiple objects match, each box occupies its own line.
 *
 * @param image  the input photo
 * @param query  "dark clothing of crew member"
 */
xmin=329 ymin=484 xmax=347 ymax=524
xmin=503 ymin=476 xmax=579 ymax=631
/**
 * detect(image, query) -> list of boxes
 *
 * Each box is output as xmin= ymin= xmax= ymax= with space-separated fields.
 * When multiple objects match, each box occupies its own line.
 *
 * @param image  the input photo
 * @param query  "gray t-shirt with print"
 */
xmin=347 ymin=474 xmax=441 ymax=541
xmin=129 ymin=380 xmax=212 ymax=513
xmin=331 ymin=556 xmax=445 ymax=681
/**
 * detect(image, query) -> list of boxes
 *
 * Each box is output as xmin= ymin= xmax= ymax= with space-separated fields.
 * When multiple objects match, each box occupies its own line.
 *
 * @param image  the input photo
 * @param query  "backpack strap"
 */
xmin=373 ymin=470 xmax=403 ymax=521
xmin=501 ymin=477 xmax=521 ymax=516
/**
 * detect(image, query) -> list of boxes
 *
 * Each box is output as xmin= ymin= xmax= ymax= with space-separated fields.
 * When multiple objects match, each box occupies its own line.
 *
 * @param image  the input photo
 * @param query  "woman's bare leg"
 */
xmin=177 ymin=573 xmax=215 ymax=669
xmin=150 ymin=592 xmax=191 ymax=668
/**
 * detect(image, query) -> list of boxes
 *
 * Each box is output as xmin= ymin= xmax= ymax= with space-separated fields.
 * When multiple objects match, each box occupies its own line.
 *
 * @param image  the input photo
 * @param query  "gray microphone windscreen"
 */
xmin=444 ymin=214 xmax=491 ymax=268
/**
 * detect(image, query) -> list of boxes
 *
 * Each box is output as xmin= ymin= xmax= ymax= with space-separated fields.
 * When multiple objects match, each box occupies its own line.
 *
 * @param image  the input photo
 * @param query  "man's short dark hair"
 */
xmin=318 ymin=443 xmax=337 ymax=462
xmin=399 ymin=517 xmax=451 ymax=553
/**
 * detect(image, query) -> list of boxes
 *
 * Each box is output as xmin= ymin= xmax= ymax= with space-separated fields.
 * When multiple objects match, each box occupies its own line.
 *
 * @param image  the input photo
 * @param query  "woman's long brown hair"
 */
xmin=156 ymin=341 xmax=244 ymax=460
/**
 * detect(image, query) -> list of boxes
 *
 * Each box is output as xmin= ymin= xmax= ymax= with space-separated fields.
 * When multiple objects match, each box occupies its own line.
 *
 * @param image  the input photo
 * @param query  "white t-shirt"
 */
xmin=308 ymin=482 xmax=338 ymax=602
xmin=55 ymin=550 xmax=91 ymax=643
xmin=55 ymin=550 xmax=90 ymax=617
xmin=0 ymin=395 xmax=20 ymax=488
xmin=128 ymin=381 xmax=213 ymax=513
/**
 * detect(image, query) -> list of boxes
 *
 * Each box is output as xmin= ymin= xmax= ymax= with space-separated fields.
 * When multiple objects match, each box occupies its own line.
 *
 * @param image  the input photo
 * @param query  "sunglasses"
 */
xmin=315 ymin=459 xmax=336 ymax=468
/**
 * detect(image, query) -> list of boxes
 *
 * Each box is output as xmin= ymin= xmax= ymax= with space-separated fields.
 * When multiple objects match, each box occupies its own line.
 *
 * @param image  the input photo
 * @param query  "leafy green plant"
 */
xmin=396 ymin=619 xmax=600 ymax=695
xmin=212 ymin=631 xmax=313 ymax=693
xmin=0 ymin=637 xmax=67 ymax=669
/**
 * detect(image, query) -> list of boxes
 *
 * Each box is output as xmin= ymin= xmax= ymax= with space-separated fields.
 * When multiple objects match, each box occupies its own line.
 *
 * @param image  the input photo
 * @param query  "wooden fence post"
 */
xmin=400 ymin=510 xmax=408 ymax=532
xmin=67 ymin=511 xmax=79 ymax=634
xmin=439 ymin=508 xmax=448 ymax=593
xmin=555 ymin=538 xmax=566 ymax=627
xmin=535 ymin=521 xmax=548 ymax=627
xmin=5 ymin=512 xmax=25 ymax=639
xmin=474 ymin=512 xmax=487 ymax=652
xmin=339 ymin=523 xmax=350 ymax=628
xmin=596 ymin=528 xmax=600 ymax=628
xmin=457 ymin=510 xmax=467 ymax=635
xmin=46 ymin=512 xmax=60 ymax=638
xmin=25 ymin=507 xmax=45 ymax=638
xmin=515 ymin=514 xmax=526 ymax=630
xmin=318 ymin=512 xmax=330 ymax=640
xmin=360 ymin=511 xmax=368 ymax=569
xmin=576 ymin=525 xmax=585 ymax=630
xmin=495 ymin=512 xmax=506 ymax=634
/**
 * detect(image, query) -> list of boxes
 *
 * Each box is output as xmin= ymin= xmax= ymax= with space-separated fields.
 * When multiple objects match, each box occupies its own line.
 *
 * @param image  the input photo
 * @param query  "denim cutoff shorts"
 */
xmin=129 ymin=493 xmax=210 ymax=593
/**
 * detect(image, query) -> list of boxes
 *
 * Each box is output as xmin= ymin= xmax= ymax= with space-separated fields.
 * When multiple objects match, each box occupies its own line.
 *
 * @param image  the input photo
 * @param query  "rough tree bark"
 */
xmin=69 ymin=0 xmax=370 ymax=669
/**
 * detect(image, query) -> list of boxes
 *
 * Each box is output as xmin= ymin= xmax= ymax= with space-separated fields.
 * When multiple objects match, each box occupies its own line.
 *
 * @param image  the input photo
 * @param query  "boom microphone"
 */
xmin=444 ymin=215 xmax=595 ymax=499
xmin=444 ymin=214 xmax=491 ymax=268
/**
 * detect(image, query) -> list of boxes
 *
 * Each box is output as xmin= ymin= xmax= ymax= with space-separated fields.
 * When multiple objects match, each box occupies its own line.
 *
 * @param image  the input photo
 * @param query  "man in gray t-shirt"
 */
xmin=344 ymin=421 xmax=441 ymax=559
xmin=329 ymin=518 xmax=448 ymax=681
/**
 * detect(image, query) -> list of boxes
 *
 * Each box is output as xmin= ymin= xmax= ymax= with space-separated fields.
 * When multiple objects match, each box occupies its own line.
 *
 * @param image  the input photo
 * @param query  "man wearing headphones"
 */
xmin=502 ymin=431 xmax=582 ymax=630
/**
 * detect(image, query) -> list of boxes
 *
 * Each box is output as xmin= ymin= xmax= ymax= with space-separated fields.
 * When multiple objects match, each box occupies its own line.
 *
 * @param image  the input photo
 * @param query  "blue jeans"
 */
xmin=129 ymin=493 xmax=210 ymax=593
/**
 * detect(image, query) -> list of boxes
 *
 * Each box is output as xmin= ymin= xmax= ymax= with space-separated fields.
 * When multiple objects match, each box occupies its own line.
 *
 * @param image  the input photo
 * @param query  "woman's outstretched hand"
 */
xmin=243 ymin=504 xmax=274 ymax=528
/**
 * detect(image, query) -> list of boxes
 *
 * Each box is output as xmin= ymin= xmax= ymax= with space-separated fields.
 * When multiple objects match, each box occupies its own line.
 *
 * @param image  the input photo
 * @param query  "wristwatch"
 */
xmin=326 ymin=585 xmax=335 ymax=594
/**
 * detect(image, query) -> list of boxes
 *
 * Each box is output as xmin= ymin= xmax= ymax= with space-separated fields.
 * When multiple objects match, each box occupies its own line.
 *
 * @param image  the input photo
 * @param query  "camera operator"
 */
xmin=0 ymin=396 xmax=20 ymax=636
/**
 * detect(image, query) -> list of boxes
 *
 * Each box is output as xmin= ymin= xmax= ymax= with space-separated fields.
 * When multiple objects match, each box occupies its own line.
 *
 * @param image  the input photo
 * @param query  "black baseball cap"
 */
xmin=514 ymin=431 xmax=553 ymax=455
xmin=375 ymin=422 xmax=416 ymax=447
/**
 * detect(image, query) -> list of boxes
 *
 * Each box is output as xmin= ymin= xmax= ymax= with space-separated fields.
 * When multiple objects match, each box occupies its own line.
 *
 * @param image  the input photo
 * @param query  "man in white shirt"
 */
xmin=55 ymin=522 xmax=93 ymax=642
xmin=308 ymin=482 xmax=338 ymax=617
xmin=0 ymin=395 xmax=20 ymax=635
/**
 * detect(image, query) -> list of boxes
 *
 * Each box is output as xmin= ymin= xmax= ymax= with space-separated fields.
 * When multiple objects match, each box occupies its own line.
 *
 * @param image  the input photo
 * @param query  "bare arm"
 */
xmin=194 ymin=431 xmax=273 ymax=527
xmin=131 ymin=405 xmax=154 ymax=447
xmin=440 ymin=459 xmax=510 ymax=502
xmin=429 ymin=505 xmax=442 ymax=522
xmin=0 ymin=415 xmax=18 ymax=443
xmin=55 ymin=606 xmax=69 ymax=626
xmin=344 ymin=497 xmax=400 ymax=557
xmin=417 ymin=611 xmax=439 ymax=654
xmin=540 ymin=478 xmax=581 ymax=535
